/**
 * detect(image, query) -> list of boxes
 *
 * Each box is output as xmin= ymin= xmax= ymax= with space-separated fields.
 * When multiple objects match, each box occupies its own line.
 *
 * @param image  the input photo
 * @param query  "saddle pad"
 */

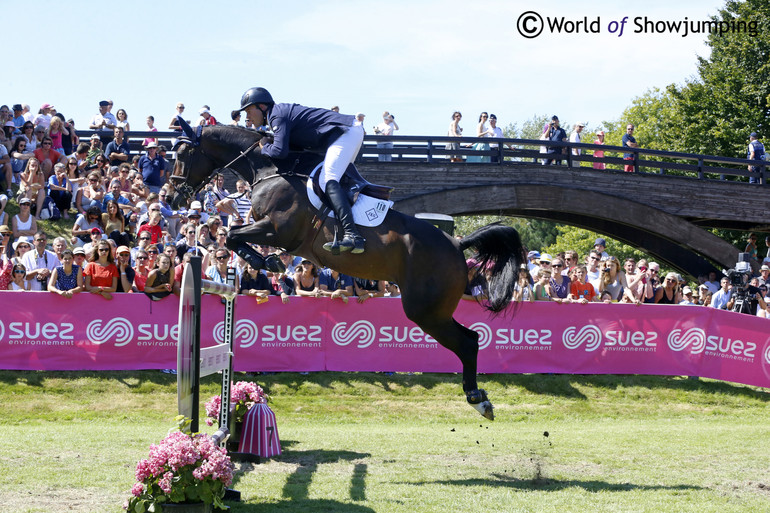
xmin=306 ymin=163 xmax=393 ymax=228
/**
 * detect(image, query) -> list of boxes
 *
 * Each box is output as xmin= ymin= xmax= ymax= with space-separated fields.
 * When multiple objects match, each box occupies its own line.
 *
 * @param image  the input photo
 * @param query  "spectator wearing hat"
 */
xmin=12 ymin=197 xmax=38 ymax=238
xmin=12 ymin=105 xmax=25 ymax=129
xmin=33 ymin=104 xmax=54 ymax=130
xmin=373 ymin=112 xmax=398 ymax=162
xmin=104 ymin=127 xmax=130 ymax=167
xmin=747 ymin=132 xmax=765 ymax=184
xmin=758 ymin=264 xmax=770 ymax=286
xmin=569 ymin=122 xmax=586 ymax=167
xmin=82 ymin=227 xmax=106 ymax=255
xmin=137 ymin=141 xmax=166 ymax=194
xmin=530 ymin=252 xmax=552 ymax=282
xmin=526 ymin=250 xmax=540 ymax=273
xmin=20 ymin=231 xmax=60 ymax=291
xmin=189 ymin=201 xmax=209 ymax=224
xmin=585 ymin=250 xmax=603 ymax=290
xmin=593 ymin=130 xmax=606 ymax=170
xmin=113 ymin=245 xmax=134 ymax=293
xmin=0 ymin=225 xmax=15 ymax=289
xmin=12 ymin=235 xmax=32 ymax=259
xmin=197 ymin=107 xmax=217 ymax=127
xmin=593 ymin=238 xmax=609 ymax=259
xmin=679 ymin=286 xmax=697 ymax=305
xmin=89 ymin=100 xmax=118 ymax=133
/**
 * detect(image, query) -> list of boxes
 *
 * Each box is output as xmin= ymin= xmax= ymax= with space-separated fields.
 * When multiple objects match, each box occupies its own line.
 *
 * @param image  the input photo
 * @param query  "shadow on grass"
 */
xmin=0 ymin=370 xmax=766 ymax=403
xmin=233 ymin=440 xmax=371 ymax=504
xmin=407 ymin=473 xmax=704 ymax=493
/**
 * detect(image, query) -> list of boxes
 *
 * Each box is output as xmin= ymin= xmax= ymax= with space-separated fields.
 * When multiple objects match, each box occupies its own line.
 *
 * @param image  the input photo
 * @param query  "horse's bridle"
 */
xmin=172 ymin=131 xmax=261 ymax=204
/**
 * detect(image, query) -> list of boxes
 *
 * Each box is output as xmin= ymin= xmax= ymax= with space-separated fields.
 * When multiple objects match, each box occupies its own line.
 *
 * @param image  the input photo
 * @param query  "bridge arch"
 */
xmin=394 ymin=184 xmax=739 ymax=277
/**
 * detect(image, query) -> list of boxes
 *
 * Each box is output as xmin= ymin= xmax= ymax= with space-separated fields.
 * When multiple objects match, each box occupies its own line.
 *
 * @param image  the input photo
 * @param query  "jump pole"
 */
xmin=177 ymin=255 xmax=237 ymax=438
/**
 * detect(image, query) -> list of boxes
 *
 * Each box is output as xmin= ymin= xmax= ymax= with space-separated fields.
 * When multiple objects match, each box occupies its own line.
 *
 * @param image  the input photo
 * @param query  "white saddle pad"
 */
xmin=306 ymin=164 xmax=393 ymax=228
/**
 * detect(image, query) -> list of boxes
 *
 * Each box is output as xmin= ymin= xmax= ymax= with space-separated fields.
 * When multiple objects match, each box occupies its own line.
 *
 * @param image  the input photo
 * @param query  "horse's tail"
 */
xmin=459 ymin=222 xmax=526 ymax=313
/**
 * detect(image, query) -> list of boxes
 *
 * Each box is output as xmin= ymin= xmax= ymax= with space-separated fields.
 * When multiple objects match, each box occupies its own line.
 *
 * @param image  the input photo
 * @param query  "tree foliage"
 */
xmin=606 ymin=0 xmax=770 ymax=159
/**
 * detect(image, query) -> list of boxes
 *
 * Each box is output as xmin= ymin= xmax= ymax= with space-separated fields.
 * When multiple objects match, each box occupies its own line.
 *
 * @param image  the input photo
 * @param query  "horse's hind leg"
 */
xmin=409 ymin=314 xmax=494 ymax=420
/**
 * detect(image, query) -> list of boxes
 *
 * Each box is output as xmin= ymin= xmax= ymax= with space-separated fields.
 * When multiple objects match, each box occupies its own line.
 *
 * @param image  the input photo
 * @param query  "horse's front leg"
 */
xmin=225 ymin=218 xmax=285 ymax=273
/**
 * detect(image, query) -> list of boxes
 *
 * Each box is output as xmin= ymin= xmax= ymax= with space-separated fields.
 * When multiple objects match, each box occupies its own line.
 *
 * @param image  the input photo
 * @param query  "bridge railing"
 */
xmin=360 ymin=135 xmax=768 ymax=184
xmin=78 ymin=130 xmax=767 ymax=185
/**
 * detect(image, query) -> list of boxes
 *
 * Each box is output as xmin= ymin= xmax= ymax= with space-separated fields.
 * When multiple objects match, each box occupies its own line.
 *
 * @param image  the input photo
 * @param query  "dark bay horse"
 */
xmin=170 ymin=123 xmax=524 ymax=420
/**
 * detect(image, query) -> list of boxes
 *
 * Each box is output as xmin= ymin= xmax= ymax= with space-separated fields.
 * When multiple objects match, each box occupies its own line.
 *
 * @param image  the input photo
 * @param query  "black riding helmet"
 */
xmin=239 ymin=87 xmax=274 ymax=111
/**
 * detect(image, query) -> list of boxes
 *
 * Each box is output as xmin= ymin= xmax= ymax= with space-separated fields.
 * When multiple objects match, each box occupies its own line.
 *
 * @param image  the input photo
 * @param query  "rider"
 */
xmin=236 ymin=87 xmax=367 ymax=254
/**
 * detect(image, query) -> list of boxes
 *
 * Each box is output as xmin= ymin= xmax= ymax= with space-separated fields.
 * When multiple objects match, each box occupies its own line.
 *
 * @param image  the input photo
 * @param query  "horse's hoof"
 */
xmin=466 ymin=389 xmax=495 ymax=420
xmin=265 ymin=254 xmax=286 ymax=273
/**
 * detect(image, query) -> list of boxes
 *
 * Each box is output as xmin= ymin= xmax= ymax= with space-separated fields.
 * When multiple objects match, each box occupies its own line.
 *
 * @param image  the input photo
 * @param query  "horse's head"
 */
xmin=168 ymin=117 xmax=274 ymax=209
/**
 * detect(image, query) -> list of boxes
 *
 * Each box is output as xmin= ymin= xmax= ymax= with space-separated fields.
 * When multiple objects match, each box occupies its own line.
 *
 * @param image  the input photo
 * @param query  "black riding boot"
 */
xmin=323 ymin=180 xmax=365 ymax=254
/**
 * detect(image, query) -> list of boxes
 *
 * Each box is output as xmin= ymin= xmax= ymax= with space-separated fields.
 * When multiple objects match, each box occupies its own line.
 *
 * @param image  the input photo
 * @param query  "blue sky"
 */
xmin=8 ymin=0 xmax=731 ymax=136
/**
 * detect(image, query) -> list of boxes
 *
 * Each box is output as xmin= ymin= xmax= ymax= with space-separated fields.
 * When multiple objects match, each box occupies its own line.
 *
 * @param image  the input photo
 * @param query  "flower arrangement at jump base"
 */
xmin=204 ymin=381 xmax=268 ymax=426
xmin=125 ymin=419 xmax=234 ymax=513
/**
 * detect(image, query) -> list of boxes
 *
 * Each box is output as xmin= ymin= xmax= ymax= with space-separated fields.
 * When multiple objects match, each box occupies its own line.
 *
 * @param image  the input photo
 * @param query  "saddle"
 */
xmin=274 ymin=152 xmax=392 ymax=206
xmin=312 ymin=163 xmax=393 ymax=207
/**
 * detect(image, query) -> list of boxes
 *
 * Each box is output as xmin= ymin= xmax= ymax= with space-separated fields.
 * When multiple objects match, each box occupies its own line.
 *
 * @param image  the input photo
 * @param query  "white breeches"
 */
xmin=319 ymin=124 xmax=365 ymax=191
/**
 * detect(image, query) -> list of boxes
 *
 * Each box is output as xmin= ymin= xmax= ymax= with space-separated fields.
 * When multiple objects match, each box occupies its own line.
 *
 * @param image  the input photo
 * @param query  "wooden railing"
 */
xmin=78 ymin=130 xmax=768 ymax=185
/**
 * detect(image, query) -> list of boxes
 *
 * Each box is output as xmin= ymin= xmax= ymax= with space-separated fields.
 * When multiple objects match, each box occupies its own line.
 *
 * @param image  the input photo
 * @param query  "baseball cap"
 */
xmin=116 ymin=245 xmax=131 ymax=254
xmin=539 ymin=253 xmax=553 ymax=263
xmin=190 ymin=201 xmax=203 ymax=210
xmin=187 ymin=209 xmax=201 ymax=218
xmin=527 ymin=251 xmax=540 ymax=260
xmin=682 ymin=286 xmax=693 ymax=295
xmin=19 ymin=197 xmax=32 ymax=205
xmin=594 ymin=238 xmax=606 ymax=246
xmin=91 ymin=227 xmax=103 ymax=234
xmin=73 ymin=247 xmax=86 ymax=256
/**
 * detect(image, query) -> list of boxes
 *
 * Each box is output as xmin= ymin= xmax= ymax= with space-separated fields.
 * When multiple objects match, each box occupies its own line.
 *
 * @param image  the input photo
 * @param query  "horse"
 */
xmin=169 ymin=121 xmax=525 ymax=420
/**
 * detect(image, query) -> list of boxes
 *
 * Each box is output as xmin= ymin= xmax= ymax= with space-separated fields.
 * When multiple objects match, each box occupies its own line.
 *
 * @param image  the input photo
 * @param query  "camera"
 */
xmin=727 ymin=253 xmax=759 ymax=314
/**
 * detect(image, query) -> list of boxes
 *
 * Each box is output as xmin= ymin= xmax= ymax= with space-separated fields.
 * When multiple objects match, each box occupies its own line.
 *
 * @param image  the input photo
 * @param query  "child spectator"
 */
xmin=569 ymin=266 xmax=597 ymax=303
xmin=532 ymin=269 xmax=552 ymax=301
xmin=137 ymin=210 xmax=165 ymax=244
xmin=47 ymin=162 xmax=72 ymax=219
xmin=145 ymin=254 xmax=178 ymax=300
xmin=47 ymin=249 xmax=83 ymax=297
xmin=115 ymin=245 xmax=135 ymax=293
xmin=9 ymin=261 xmax=29 ymax=290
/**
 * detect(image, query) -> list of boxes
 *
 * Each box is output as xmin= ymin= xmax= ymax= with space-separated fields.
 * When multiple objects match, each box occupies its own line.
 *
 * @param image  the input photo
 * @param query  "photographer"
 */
xmin=727 ymin=276 xmax=767 ymax=315
xmin=542 ymin=115 xmax=567 ymax=166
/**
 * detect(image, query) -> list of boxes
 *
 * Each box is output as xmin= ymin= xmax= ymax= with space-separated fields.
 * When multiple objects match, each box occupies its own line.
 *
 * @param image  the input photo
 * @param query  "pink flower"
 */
xmin=131 ymin=483 xmax=144 ymax=497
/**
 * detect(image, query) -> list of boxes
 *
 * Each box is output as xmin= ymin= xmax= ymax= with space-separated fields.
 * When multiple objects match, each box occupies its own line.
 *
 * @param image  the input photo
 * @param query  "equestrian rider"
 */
xmin=236 ymin=87 xmax=366 ymax=254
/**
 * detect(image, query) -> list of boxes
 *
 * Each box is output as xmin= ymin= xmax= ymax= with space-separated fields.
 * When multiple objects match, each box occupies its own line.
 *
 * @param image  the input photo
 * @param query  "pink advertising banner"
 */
xmin=2 ymin=292 xmax=769 ymax=389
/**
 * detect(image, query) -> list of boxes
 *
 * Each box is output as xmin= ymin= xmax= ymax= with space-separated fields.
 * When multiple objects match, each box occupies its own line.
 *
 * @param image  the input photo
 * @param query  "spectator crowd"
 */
xmin=0 ymin=100 xmax=767 ymax=318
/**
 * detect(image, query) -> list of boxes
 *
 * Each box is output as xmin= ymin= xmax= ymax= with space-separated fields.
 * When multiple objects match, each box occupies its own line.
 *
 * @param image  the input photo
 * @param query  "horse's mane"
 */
xmin=206 ymin=123 xmax=263 ymax=146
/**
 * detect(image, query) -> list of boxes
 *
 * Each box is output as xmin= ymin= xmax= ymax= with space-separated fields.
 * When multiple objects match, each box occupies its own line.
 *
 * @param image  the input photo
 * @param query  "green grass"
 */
xmin=0 ymin=371 xmax=768 ymax=512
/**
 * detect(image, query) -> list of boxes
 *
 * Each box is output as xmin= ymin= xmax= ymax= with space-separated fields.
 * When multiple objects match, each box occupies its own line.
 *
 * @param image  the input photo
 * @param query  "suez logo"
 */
xmin=562 ymin=325 xmax=657 ymax=352
xmin=213 ymin=320 xmax=322 ymax=348
xmin=330 ymin=321 xmax=552 ymax=350
xmin=667 ymin=328 xmax=757 ymax=360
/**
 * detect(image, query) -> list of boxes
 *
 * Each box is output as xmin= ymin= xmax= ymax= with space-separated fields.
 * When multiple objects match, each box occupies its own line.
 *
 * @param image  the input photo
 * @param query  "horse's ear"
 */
xmin=177 ymin=116 xmax=196 ymax=143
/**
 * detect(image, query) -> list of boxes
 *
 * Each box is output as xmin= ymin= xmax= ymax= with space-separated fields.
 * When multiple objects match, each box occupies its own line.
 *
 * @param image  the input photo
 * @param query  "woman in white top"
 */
xmin=446 ymin=111 xmax=463 ymax=162
xmin=373 ymin=112 xmax=399 ymax=162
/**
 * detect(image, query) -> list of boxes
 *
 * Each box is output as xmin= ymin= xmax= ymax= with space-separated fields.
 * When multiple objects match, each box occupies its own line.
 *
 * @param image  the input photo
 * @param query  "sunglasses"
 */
xmin=1 ymin=232 xmax=10 ymax=237
xmin=98 ymin=248 xmax=110 ymax=252
xmin=14 ymin=269 xmax=26 ymax=274
xmin=136 ymin=256 xmax=148 ymax=260
xmin=552 ymin=264 xmax=564 ymax=268
xmin=216 ymin=255 xmax=229 ymax=260
xmin=147 ymin=251 xmax=159 ymax=255
xmin=139 ymin=237 xmax=151 ymax=241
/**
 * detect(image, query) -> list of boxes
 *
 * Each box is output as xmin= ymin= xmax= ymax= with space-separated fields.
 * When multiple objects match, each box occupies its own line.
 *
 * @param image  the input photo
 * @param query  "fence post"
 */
xmin=697 ymin=159 xmax=704 ymax=180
